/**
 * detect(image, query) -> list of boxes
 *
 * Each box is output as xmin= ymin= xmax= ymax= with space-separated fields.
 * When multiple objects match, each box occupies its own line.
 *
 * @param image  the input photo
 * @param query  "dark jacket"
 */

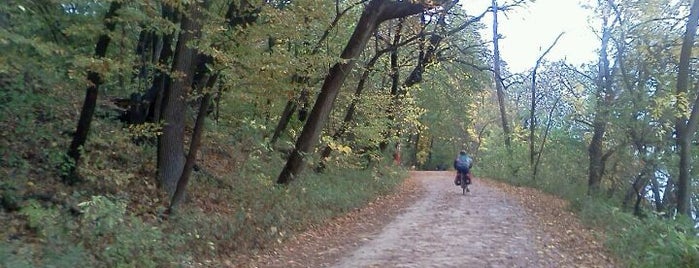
xmin=454 ymin=154 xmax=472 ymax=173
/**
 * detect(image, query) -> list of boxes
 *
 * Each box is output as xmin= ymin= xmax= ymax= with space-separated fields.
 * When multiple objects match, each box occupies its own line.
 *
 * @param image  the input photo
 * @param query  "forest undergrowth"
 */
xmin=478 ymin=146 xmax=699 ymax=267
xmin=0 ymin=77 xmax=407 ymax=267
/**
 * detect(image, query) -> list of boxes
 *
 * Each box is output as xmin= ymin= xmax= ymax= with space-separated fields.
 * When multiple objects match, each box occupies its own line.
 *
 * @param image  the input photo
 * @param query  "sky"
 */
xmin=463 ymin=0 xmax=600 ymax=73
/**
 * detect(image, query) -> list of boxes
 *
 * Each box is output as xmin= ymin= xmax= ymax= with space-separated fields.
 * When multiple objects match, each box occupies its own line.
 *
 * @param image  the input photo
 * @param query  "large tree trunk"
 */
xmin=491 ymin=0 xmax=512 ymax=151
xmin=588 ymin=3 xmax=617 ymax=195
xmin=277 ymin=0 xmax=431 ymax=184
xmin=319 ymin=4 xmax=483 ymax=163
xmin=318 ymin=51 xmax=385 ymax=167
xmin=169 ymin=74 xmax=216 ymax=212
xmin=277 ymin=3 xmax=382 ymax=184
xmin=674 ymin=0 xmax=699 ymax=216
xmin=158 ymin=3 xmax=200 ymax=197
xmin=65 ymin=2 xmax=121 ymax=181
xmin=269 ymin=3 xmax=357 ymax=146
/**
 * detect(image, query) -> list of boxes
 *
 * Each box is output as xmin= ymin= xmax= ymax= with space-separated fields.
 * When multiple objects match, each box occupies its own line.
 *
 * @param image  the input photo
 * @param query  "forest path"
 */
xmin=241 ymin=171 xmax=616 ymax=267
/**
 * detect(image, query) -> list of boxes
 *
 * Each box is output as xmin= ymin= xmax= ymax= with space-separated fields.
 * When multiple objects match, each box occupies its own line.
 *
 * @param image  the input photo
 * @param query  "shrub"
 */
xmin=78 ymin=195 xmax=183 ymax=267
xmin=3 ymin=195 xmax=184 ymax=267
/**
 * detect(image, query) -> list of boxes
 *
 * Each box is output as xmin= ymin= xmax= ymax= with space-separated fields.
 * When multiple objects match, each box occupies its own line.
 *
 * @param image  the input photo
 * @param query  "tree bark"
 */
xmin=65 ymin=2 xmax=121 ymax=181
xmin=380 ymin=19 xmax=404 ymax=153
xmin=674 ymin=0 xmax=699 ymax=216
xmin=318 ymin=50 xmax=386 ymax=166
xmin=491 ymin=0 xmax=512 ymax=151
xmin=588 ymin=2 xmax=617 ymax=195
xmin=158 ymin=3 xmax=200 ymax=196
xmin=169 ymin=75 xmax=215 ymax=212
xmin=318 ymin=4 xmax=485 ymax=163
xmin=148 ymin=4 xmax=177 ymax=124
xmin=277 ymin=0 xmax=432 ymax=184
xmin=270 ymin=101 xmax=297 ymax=145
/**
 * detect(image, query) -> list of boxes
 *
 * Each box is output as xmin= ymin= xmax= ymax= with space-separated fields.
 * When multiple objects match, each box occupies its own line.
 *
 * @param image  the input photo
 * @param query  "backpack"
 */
xmin=455 ymin=155 xmax=471 ymax=171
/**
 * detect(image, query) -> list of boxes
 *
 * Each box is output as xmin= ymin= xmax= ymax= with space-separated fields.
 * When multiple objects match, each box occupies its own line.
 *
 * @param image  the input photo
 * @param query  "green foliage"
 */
xmin=479 ymin=131 xmax=697 ymax=267
xmin=3 ymin=195 xmax=183 ymax=267
xmin=171 ymin=158 xmax=407 ymax=257
xmin=9 ymin=200 xmax=92 ymax=267
xmin=0 ymin=239 xmax=89 ymax=268
xmin=20 ymin=200 xmax=63 ymax=235
xmin=76 ymin=196 xmax=183 ymax=267
xmin=573 ymin=198 xmax=699 ymax=267
xmin=0 ymin=72 xmax=73 ymax=178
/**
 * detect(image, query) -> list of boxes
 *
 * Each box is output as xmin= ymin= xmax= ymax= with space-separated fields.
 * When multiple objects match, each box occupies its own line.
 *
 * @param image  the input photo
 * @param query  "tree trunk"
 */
xmin=650 ymin=174 xmax=663 ymax=212
xmin=587 ymin=116 xmax=606 ymax=194
xmin=529 ymin=33 xmax=564 ymax=179
xmin=169 ymin=75 xmax=215 ymax=212
xmin=277 ymin=3 xmax=382 ymax=184
xmin=148 ymin=5 xmax=177 ymax=124
xmin=158 ymin=3 xmax=200 ymax=197
xmin=587 ymin=4 xmax=616 ymax=195
xmin=270 ymin=101 xmax=297 ymax=145
xmin=318 ymin=50 xmax=385 ymax=168
xmin=491 ymin=0 xmax=511 ymax=151
xmin=269 ymin=1 xmax=354 ymax=146
xmin=65 ymin=2 xmax=121 ymax=181
xmin=533 ymin=96 xmax=560 ymax=180
xmin=277 ymin=0 xmax=430 ymax=184
xmin=380 ymin=19 xmax=404 ymax=153
xmin=662 ymin=177 xmax=677 ymax=215
xmin=319 ymin=4 xmax=481 ymax=164
xmin=410 ymin=133 xmax=420 ymax=167
xmin=674 ymin=0 xmax=699 ymax=216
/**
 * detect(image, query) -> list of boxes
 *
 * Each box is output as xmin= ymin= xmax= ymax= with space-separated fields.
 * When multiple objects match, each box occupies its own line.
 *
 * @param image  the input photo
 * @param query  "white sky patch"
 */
xmin=463 ymin=0 xmax=600 ymax=73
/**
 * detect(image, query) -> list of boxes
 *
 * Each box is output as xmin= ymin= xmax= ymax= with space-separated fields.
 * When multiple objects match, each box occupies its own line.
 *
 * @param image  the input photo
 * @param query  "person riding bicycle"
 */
xmin=453 ymin=150 xmax=473 ymax=186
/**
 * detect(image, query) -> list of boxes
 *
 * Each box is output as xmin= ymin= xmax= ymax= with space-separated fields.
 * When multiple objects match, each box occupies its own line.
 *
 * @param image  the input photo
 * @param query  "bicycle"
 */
xmin=457 ymin=171 xmax=471 ymax=195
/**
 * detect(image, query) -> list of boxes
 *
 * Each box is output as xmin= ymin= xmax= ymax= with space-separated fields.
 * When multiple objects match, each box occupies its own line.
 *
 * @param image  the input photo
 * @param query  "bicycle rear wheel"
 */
xmin=460 ymin=173 xmax=467 ymax=195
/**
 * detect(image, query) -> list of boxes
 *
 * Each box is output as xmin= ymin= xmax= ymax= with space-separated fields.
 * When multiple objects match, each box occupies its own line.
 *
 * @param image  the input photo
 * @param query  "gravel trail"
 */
xmin=241 ymin=171 xmax=615 ymax=268
xmin=332 ymin=171 xmax=559 ymax=267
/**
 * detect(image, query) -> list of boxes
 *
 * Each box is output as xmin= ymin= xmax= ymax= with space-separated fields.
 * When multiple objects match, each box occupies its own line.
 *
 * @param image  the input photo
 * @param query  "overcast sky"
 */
xmin=463 ymin=0 xmax=600 ymax=73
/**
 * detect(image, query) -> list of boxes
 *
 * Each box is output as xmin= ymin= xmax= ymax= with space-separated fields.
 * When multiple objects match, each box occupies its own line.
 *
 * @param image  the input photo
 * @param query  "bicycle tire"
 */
xmin=460 ymin=173 xmax=467 ymax=195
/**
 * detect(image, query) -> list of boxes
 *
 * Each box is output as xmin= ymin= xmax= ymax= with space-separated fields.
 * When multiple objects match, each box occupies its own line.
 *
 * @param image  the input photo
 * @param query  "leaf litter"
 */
xmin=237 ymin=171 xmax=616 ymax=268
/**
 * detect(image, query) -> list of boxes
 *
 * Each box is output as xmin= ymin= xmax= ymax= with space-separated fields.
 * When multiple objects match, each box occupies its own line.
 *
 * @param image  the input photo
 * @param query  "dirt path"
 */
xmin=241 ymin=171 xmax=615 ymax=267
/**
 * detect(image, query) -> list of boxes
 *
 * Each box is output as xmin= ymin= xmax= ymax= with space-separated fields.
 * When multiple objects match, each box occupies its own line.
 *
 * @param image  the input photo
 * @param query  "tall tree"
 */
xmin=674 ymin=0 xmax=699 ymax=216
xmin=65 ymin=2 xmax=122 ymax=181
xmin=158 ymin=2 xmax=202 ymax=196
xmin=277 ymin=0 xmax=448 ymax=184
xmin=491 ymin=0 xmax=512 ymax=151
xmin=588 ymin=0 xmax=620 ymax=195
xmin=169 ymin=74 xmax=216 ymax=213
xmin=269 ymin=1 xmax=361 ymax=146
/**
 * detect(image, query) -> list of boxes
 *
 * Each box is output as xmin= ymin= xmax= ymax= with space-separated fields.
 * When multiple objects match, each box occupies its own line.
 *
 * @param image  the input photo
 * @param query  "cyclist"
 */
xmin=453 ymin=150 xmax=473 ymax=187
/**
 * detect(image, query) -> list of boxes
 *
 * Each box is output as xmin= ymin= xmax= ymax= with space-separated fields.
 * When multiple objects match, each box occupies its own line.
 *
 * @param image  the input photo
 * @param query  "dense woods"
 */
xmin=1 ymin=0 xmax=699 ymax=266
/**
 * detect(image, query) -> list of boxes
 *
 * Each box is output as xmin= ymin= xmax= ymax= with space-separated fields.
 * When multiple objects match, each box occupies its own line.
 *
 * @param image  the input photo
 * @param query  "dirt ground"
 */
xmin=239 ymin=171 xmax=616 ymax=267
